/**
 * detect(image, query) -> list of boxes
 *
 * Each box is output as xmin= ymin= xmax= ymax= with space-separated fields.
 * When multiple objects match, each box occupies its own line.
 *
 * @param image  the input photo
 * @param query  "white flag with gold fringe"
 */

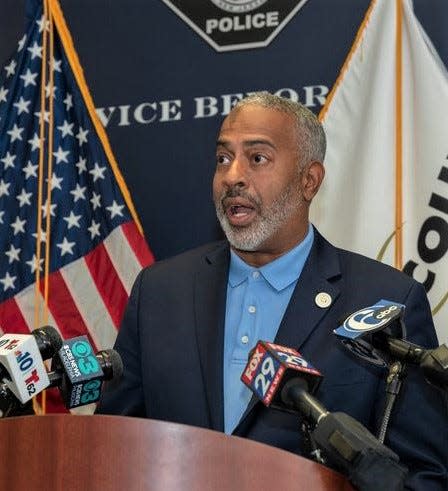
xmin=311 ymin=0 xmax=448 ymax=343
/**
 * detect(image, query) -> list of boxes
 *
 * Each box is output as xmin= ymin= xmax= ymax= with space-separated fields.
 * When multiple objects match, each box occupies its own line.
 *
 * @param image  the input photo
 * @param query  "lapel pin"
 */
xmin=315 ymin=292 xmax=332 ymax=308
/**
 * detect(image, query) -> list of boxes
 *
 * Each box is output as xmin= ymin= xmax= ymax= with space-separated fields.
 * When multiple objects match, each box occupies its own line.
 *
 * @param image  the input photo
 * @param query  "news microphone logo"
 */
xmin=55 ymin=336 xmax=104 ymax=408
xmin=334 ymin=300 xmax=404 ymax=340
xmin=241 ymin=341 xmax=321 ymax=406
xmin=0 ymin=333 xmax=50 ymax=403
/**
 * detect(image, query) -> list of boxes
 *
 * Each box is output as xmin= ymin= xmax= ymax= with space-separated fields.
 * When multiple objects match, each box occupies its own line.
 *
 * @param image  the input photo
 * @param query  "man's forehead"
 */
xmin=218 ymin=105 xmax=297 ymax=144
xmin=223 ymin=104 xmax=293 ymax=124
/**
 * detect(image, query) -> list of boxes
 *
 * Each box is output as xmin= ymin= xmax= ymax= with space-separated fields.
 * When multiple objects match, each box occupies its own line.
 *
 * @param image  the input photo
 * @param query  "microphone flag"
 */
xmin=51 ymin=335 xmax=103 ymax=408
xmin=334 ymin=300 xmax=405 ymax=366
xmin=241 ymin=340 xmax=322 ymax=407
xmin=0 ymin=332 xmax=49 ymax=403
xmin=334 ymin=300 xmax=405 ymax=340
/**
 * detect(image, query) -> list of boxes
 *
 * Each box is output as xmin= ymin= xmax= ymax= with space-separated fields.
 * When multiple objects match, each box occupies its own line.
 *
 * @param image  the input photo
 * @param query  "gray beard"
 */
xmin=215 ymin=184 xmax=303 ymax=252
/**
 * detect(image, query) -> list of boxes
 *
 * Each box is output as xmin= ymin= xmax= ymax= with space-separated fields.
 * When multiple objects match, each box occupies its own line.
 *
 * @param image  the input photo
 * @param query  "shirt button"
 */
xmin=252 ymin=271 xmax=260 ymax=279
xmin=241 ymin=335 xmax=249 ymax=344
xmin=248 ymin=305 xmax=256 ymax=313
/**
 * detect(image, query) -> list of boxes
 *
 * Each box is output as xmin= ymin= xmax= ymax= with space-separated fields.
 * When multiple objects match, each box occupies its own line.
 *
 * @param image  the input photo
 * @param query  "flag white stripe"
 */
xmin=103 ymin=225 xmax=141 ymax=295
xmin=15 ymin=284 xmax=59 ymax=333
xmin=59 ymin=257 xmax=117 ymax=350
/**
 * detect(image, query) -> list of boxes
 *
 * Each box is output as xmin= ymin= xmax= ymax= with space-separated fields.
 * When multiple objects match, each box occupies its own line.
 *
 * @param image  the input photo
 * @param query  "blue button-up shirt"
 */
xmin=223 ymin=225 xmax=314 ymax=433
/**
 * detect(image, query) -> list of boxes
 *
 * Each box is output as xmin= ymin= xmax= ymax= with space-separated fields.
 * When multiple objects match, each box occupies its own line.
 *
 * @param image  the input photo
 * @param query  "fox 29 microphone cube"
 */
xmin=53 ymin=336 xmax=104 ymax=409
xmin=241 ymin=341 xmax=323 ymax=409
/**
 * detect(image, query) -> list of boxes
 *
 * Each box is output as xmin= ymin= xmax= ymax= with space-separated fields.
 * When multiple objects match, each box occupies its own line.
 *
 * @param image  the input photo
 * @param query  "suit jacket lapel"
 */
xmin=234 ymin=230 xmax=342 ymax=432
xmin=275 ymin=230 xmax=341 ymax=349
xmin=194 ymin=242 xmax=229 ymax=431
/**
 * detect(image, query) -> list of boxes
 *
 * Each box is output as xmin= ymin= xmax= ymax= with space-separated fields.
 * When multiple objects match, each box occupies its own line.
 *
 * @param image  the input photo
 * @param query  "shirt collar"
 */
xmin=228 ymin=225 xmax=314 ymax=291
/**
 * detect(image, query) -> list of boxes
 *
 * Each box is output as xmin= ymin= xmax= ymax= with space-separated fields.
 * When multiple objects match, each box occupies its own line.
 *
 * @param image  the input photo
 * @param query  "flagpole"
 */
xmin=34 ymin=0 xmax=49 ymax=331
xmin=394 ymin=0 xmax=403 ymax=270
xmin=44 ymin=2 xmax=56 ymax=326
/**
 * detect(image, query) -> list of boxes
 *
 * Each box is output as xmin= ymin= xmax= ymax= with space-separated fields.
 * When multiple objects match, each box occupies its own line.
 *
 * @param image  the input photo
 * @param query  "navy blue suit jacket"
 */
xmin=98 ymin=230 xmax=447 ymax=490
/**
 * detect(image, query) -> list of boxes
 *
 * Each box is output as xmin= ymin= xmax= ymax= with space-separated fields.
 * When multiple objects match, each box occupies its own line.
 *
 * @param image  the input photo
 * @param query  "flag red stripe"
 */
xmin=41 ymin=388 xmax=70 ymax=414
xmin=84 ymin=243 xmax=128 ymax=328
xmin=0 ymin=297 xmax=31 ymax=334
xmin=122 ymin=221 xmax=154 ymax=266
xmin=42 ymin=271 xmax=97 ymax=350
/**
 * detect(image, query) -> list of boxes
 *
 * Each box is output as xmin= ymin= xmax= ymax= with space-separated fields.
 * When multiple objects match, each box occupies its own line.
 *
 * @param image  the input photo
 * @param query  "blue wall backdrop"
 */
xmin=1 ymin=0 xmax=447 ymax=260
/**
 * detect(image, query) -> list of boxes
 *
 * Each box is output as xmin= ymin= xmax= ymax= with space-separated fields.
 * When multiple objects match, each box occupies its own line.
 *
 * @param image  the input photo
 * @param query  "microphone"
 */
xmin=48 ymin=335 xmax=123 ymax=409
xmin=0 ymin=381 xmax=33 ymax=418
xmin=0 ymin=326 xmax=62 ymax=404
xmin=29 ymin=325 xmax=64 ymax=359
xmin=334 ymin=300 xmax=448 ymax=389
xmin=333 ymin=300 xmax=405 ymax=367
xmin=241 ymin=340 xmax=408 ymax=491
xmin=241 ymin=340 xmax=323 ymax=411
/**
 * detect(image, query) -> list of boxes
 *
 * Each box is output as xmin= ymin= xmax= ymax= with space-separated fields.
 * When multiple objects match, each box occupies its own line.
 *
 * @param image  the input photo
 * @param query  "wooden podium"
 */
xmin=0 ymin=415 xmax=355 ymax=490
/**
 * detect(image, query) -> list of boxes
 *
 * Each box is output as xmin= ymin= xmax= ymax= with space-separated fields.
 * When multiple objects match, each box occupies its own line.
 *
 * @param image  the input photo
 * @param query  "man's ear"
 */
xmin=301 ymin=161 xmax=325 ymax=202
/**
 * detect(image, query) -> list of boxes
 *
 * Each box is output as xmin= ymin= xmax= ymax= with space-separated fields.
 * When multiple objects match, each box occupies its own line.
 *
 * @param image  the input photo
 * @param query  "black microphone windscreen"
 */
xmin=97 ymin=349 xmax=123 ymax=384
xmin=33 ymin=326 xmax=63 ymax=359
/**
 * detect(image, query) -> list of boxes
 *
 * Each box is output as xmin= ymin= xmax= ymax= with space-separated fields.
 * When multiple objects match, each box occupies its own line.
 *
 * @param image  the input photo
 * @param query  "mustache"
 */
xmin=220 ymin=186 xmax=260 ymax=207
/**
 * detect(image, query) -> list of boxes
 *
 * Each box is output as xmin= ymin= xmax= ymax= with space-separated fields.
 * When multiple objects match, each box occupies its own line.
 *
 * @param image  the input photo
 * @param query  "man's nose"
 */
xmin=223 ymin=158 xmax=248 ymax=188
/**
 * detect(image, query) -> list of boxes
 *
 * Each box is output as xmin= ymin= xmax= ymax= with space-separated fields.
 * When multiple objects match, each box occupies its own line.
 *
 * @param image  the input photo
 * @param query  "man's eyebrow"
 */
xmin=216 ymin=139 xmax=230 ymax=148
xmin=216 ymin=139 xmax=276 ymax=149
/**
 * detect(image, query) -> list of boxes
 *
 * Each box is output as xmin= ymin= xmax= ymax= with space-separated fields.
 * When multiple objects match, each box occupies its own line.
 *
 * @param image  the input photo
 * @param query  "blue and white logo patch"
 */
xmin=334 ymin=300 xmax=405 ymax=340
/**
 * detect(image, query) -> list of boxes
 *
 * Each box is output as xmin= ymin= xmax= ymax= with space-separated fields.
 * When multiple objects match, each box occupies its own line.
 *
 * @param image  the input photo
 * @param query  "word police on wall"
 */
xmin=161 ymin=0 xmax=309 ymax=52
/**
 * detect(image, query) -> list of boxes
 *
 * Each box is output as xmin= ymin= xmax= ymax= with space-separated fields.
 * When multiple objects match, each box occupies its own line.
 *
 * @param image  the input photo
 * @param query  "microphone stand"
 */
xmin=377 ymin=360 xmax=406 ymax=443
xmin=284 ymin=384 xmax=407 ymax=491
xmin=0 ymin=382 xmax=33 ymax=418
xmin=301 ymin=419 xmax=326 ymax=465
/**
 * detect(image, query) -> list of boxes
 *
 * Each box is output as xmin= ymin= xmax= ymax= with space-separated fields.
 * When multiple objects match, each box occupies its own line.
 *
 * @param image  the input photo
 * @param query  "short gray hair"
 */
xmin=232 ymin=92 xmax=326 ymax=167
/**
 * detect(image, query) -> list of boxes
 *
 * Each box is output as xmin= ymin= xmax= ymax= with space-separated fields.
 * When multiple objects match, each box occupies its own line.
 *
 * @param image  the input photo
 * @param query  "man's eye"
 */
xmin=217 ymin=155 xmax=231 ymax=165
xmin=253 ymin=154 xmax=267 ymax=164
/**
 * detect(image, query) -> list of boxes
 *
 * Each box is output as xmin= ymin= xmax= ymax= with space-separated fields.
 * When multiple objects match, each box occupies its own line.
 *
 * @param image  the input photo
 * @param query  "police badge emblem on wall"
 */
xmin=161 ymin=0 xmax=309 ymax=52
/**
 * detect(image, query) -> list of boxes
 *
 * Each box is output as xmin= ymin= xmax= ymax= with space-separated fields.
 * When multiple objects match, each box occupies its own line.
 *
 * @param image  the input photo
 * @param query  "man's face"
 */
xmin=213 ymin=105 xmax=308 ymax=254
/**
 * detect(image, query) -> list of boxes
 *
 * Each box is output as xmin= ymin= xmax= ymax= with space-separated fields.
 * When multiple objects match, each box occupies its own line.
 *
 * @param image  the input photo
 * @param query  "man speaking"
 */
xmin=98 ymin=93 xmax=447 ymax=489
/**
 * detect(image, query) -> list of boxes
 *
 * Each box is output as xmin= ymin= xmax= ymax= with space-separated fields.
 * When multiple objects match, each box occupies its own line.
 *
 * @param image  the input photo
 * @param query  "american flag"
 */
xmin=0 ymin=0 xmax=153 ymax=387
